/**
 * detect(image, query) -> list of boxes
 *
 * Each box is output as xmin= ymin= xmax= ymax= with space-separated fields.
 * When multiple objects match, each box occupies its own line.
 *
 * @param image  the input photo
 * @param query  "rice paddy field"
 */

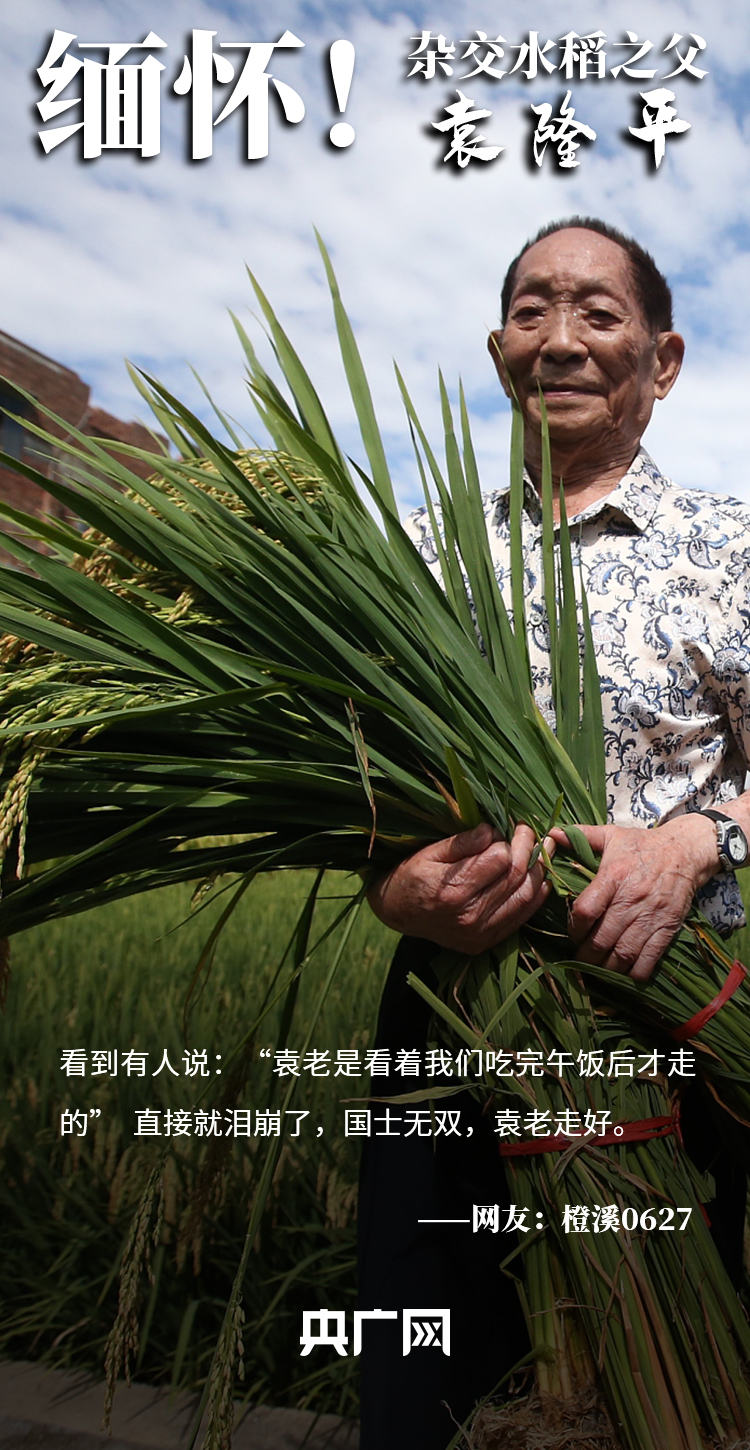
xmin=2 ymin=866 xmax=750 ymax=1425
xmin=0 ymin=869 xmax=396 ymax=1419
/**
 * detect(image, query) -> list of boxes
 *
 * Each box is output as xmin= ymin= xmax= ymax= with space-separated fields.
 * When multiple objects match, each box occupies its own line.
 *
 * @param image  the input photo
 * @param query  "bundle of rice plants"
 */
xmin=0 ymin=241 xmax=749 ymax=1448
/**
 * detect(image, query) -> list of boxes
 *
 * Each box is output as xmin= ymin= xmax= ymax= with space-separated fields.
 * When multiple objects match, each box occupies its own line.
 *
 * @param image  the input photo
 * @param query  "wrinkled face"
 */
xmin=492 ymin=228 xmax=675 ymax=450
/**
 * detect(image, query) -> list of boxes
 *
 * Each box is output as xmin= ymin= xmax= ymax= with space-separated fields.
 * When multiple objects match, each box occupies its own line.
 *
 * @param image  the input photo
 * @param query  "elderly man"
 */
xmin=358 ymin=217 xmax=750 ymax=1449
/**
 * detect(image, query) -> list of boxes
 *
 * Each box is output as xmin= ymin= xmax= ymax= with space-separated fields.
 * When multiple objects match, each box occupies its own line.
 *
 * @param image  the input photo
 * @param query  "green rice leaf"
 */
xmin=315 ymin=232 xmax=397 ymax=519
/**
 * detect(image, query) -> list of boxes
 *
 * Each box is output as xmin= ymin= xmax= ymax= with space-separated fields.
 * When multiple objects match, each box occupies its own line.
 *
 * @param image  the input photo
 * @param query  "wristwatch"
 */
xmin=698 ymin=809 xmax=750 ymax=872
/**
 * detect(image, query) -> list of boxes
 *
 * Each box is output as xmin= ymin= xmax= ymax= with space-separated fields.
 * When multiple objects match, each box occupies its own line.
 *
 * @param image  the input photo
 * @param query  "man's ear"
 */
xmin=653 ymin=331 xmax=684 ymax=400
xmin=488 ymin=329 xmax=511 ymax=398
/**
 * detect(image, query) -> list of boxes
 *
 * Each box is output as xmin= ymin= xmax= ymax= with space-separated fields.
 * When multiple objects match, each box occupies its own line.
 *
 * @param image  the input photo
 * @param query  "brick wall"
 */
xmin=0 ymin=329 xmax=164 ymax=568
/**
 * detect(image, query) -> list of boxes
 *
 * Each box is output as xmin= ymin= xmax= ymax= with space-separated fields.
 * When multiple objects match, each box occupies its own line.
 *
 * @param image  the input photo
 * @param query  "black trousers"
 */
xmin=357 ymin=937 xmax=747 ymax=1450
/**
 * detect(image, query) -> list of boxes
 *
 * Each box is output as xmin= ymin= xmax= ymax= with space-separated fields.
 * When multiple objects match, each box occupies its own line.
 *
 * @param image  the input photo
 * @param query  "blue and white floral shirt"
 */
xmin=405 ymin=448 xmax=750 ymax=933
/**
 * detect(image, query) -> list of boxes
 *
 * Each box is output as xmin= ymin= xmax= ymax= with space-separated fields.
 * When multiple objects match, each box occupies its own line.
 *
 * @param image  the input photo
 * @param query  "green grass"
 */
xmin=0 ymin=870 xmax=396 ymax=1417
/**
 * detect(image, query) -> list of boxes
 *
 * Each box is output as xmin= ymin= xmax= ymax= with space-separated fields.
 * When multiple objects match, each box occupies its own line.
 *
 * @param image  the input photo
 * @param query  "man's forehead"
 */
xmin=509 ymin=228 xmax=636 ymax=299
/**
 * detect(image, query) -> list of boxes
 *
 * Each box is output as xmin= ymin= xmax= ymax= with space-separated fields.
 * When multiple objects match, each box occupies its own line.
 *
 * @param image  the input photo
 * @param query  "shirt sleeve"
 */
xmin=707 ymin=512 xmax=750 ymax=771
xmin=402 ymin=503 xmax=442 ymax=576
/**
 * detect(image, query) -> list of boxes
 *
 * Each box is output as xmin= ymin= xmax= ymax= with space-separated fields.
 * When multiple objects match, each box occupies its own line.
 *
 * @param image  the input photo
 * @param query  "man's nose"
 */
xmin=539 ymin=305 xmax=588 ymax=362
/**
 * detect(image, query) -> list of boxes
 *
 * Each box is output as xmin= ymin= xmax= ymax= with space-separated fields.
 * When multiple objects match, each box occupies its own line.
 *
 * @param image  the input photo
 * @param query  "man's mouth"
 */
xmin=540 ymin=382 xmax=598 ymax=395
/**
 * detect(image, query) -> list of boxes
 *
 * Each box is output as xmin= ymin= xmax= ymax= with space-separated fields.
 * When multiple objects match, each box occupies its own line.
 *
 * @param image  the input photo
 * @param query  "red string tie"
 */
xmin=670 ymin=959 xmax=746 ymax=1043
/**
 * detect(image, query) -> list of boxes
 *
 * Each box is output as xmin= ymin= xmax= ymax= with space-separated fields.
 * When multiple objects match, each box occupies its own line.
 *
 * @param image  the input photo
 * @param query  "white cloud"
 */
xmin=0 ymin=1 xmax=748 ymax=510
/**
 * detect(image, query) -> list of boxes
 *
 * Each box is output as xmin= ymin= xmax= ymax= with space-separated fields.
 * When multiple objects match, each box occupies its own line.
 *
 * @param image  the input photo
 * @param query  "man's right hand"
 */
xmin=366 ymin=821 xmax=553 ymax=953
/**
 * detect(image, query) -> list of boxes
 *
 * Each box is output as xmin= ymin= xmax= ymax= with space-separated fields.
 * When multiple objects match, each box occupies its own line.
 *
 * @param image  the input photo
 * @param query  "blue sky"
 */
xmin=1 ymin=0 xmax=749 ymax=507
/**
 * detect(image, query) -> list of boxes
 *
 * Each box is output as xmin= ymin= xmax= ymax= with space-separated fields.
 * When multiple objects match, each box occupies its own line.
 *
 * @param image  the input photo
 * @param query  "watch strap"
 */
xmin=696 ymin=809 xmax=749 ymax=872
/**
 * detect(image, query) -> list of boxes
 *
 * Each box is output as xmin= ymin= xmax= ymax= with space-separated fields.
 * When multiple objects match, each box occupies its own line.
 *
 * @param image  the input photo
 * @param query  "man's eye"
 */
xmin=588 ymin=309 xmax=618 ymax=326
xmin=513 ymin=306 xmax=545 ymax=323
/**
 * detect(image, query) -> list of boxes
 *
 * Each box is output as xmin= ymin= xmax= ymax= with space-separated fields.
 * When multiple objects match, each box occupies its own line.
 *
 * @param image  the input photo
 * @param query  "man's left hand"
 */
xmin=549 ymin=816 xmax=720 ymax=980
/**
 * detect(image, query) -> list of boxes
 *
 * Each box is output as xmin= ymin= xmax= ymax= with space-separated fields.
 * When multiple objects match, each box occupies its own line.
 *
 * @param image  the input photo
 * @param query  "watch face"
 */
xmin=724 ymin=824 xmax=749 ymax=866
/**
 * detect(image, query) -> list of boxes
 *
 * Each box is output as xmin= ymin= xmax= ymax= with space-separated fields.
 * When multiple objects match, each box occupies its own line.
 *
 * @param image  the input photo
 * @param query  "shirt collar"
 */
xmin=505 ymin=447 xmax=670 ymax=534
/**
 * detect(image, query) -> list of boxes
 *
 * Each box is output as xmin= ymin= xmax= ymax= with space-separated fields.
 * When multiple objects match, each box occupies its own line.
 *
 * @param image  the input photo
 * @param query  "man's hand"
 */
xmin=550 ymin=815 xmax=720 ymax=981
xmin=367 ymin=821 xmax=553 ymax=953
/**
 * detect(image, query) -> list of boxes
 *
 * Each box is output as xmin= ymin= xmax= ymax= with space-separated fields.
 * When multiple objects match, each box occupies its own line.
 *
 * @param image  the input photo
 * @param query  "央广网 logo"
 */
xmin=300 ymin=1307 xmax=450 ymax=1356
